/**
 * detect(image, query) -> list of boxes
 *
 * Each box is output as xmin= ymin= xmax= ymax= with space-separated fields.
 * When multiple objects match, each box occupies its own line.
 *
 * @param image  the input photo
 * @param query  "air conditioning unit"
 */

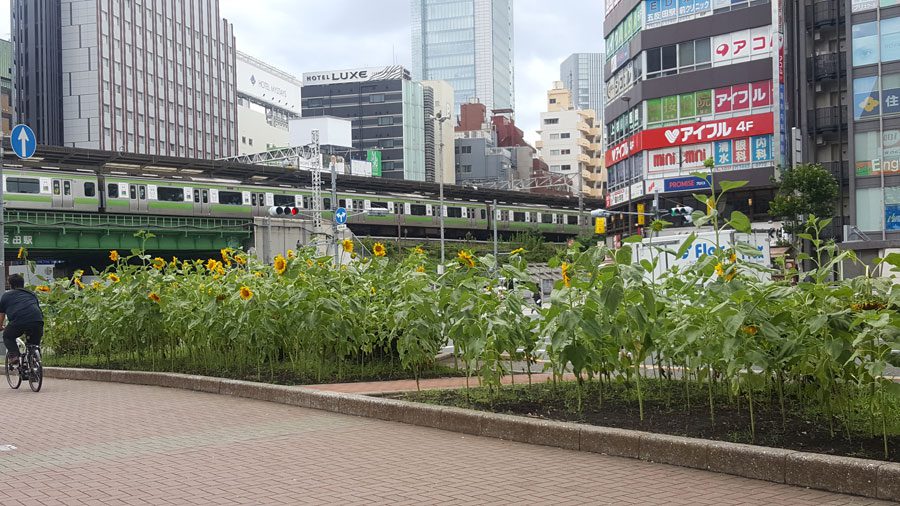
xmin=816 ymin=135 xmax=825 ymax=145
xmin=816 ymin=83 xmax=823 ymax=92
xmin=814 ymin=32 xmax=821 ymax=40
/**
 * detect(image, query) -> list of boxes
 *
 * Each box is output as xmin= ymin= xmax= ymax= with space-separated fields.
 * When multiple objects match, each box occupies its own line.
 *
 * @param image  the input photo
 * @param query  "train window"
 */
xmin=323 ymin=197 xmax=331 ymax=210
xmin=201 ymin=190 xmax=208 ymax=204
xmin=53 ymin=180 xmax=61 ymax=196
xmin=338 ymin=199 xmax=347 ymax=209
xmin=513 ymin=212 xmax=526 ymax=222
xmin=7 ymin=177 xmax=41 ymax=194
xmin=396 ymin=202 xmax=403 ymax=214
xmin=500 ymin=210 xmax=509 ymax=221
xmin=480 ymin=209 xmax=486 ymax=220
xmin=107 ymin=183 xmax=119 ymax=198
xmin=410 ymin=204 xmax=427 ymax=216
xmin=303 ymin=196 xmax=311 ymax=209
xmin=129 ymin=185 xmax=136 ymax=199
xmin=273 ymin=194 xmax=294 ymax=206
xmin=157 ymin=186 xmax=184 ymax=202
xmin=251 ymin=193 xmax=257 ymax=206
xmin=567 ymin=215 xmax=578 ymax=225
xmin=467 ymin=208 xmax=475 ymax=219
xmin=63 ymin=181 xmax=71 ymax=196
xmin=371 ymin=201 xmax=389 ymax=210
xmin=194 ymin=189 xmax=200 ymax=203
xmin=139 ymin=186 xmax=146 ymax=200
xmin=218 ymin=190 xmax=243 ymax=205
xmin=447 ymin=207 xmax=462 ymax=218
xmin=541 ymin=213 xmax=553 ymax=224
xmin=84 ymin=182 xmax=96 ymax=197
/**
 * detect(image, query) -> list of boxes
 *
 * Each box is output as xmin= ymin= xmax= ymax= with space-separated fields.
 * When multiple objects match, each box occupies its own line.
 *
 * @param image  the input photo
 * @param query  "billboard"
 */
xmin=367 ymin=150 xmax=383 ymax=177
xmin=236 ymin=54 xmax=302 ymax=113
xmin=857 ymin=130 xmax=900 ymax=176
xmin=303 ymin=66 xmax=406 ymax=85
xmin=642 ymin=112 xmax=774 ymax=150
xmin=713 ymin=135 xmax=774 ymax=171
xmin=712 ymin=26 xmax=772 ymax=66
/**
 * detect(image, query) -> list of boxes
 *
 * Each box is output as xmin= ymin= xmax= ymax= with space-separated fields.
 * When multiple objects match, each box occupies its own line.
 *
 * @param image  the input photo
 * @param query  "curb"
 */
xmin=44 ymin=368 xmax=898 ymax=502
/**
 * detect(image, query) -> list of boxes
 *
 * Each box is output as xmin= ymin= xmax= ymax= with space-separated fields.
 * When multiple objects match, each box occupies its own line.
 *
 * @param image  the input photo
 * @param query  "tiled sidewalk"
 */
xmin=0 ymin=379 xmax=890 ymax=505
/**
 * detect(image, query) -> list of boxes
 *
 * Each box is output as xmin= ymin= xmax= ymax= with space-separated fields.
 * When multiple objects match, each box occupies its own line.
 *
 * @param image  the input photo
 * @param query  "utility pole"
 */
xmin=577 ymin=165 xmax=584 ymax=226
xmin=331 ymin=155 xmax=338 ymax=265
xmin=0 ymin=131 xmax=4 ymax=291
xmin=438 ymin=116 xmax=446 ymax=268
xmin=492 ymin=199 xmax=498 ymax=272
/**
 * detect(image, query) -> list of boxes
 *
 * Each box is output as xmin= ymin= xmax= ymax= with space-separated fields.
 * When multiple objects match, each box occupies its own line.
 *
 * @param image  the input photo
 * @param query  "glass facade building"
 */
xmin=849 ymin=5 xmax=900 ymax=237
xmin=411 ymin=0 xmax=514 ymax=113
xmin=560 ymin=53 xmax=605 ymax=118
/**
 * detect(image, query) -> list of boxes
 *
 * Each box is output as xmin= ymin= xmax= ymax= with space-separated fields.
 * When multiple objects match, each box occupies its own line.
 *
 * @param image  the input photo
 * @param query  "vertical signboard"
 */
xmin=772 ymin=0 xmax=785 ymax=173
xmin=367 ymin=150 xmax=383 ymax=177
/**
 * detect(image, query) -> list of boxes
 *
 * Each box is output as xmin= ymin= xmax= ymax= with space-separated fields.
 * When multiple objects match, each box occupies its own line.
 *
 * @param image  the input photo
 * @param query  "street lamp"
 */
xmin=427 ymin=111 xmax=451 ymax=270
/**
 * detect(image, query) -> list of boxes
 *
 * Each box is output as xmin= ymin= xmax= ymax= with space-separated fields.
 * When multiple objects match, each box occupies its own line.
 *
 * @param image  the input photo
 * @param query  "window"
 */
xmin=544 ymin=118 xmax=559 ymax=125
xmin=369 ymin=94 xmax=385 ymax=103
xmin=460 ymin=145 xmax=472 ymax=154
xmin=460 ymin=164 xmax=472 ymax=173
xmin=513 ymin=212 xmax=526 ymax=222
xmin=561 ymin=149 xmax=571 ymax=155
xmin=248 ymin=138 xmax=253 ymax=146
xmin=274 ymin=194 xmax=294 ymax=206
xmin=6 ymin=177 xmax=40 ymax=194
xmin=883 ymin=17 xmax=900 ymax=63
xmin=378 ymin=116 xmax=394 ymax=126
xmin=550 ymin=149 xmax=561 ymax=156
xmin=853 ymin=21 xmax=879 ymax=66
xmin=218 ymin=190 xmax=243 ymax=205
xmin=567 ymin=215 xmax=579 ymax=225
xmin=561 ymin=133 xmax=571 ymax=139
xmin=541 ymin=213 xmax=553 ymax=224
xmin=381 ymin=139 xmax=395 ymax=148
xmin=107 ymin=183 xmax=119 ymax=198
xmin=854 ymin=76 xmax=880 ymax=119
xmin=549 ymin=133 xmax=560 ymax=140
xmin=561 ymin=165 xmax=571 ymax=171
xmin=410 ymin=204 xmax=427 ymax=216
xmin=83 ymin=182 xmax=96 ymax=197
xmin=157 ymin=186 xmax=185 ymax=202
xmin=447 ymin=207 xmax=463 ymax=218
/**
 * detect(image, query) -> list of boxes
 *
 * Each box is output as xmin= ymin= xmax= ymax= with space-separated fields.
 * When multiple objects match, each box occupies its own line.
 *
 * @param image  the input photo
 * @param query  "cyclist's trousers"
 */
xmin=3 ymin=322 xmax=43 ymax=357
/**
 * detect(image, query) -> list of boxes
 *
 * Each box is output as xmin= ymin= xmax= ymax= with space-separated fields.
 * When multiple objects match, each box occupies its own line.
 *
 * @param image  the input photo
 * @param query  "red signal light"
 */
xmin=291 ymin=207 xmax=299 ymax=216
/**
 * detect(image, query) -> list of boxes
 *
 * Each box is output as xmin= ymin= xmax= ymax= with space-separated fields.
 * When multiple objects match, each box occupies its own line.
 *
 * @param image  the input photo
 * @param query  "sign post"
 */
xmin=5 ymin=124 xmax=38 ymax=289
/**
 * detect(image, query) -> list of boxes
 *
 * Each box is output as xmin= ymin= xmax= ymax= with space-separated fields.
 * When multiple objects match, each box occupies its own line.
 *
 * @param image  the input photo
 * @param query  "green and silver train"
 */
xmin=2 ymin=168 xmax=589 ymax=236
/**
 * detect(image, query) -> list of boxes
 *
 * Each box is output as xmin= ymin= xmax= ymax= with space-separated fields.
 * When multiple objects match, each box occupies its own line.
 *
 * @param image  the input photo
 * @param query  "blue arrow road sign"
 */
xmin=10 ymin=124 xmax=37 ymax=159
xmin=334 ymin=207 xmax=348 ymax=225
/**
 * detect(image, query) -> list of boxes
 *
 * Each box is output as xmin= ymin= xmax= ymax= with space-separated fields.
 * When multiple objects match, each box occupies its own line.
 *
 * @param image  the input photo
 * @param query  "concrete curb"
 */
xmin=44 ymin=367 xmax=898 ymax=502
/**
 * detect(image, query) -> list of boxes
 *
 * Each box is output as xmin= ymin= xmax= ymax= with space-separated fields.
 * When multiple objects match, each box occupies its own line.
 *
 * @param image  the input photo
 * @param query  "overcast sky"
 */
xmin=0 ymin=0 xmax=604 ymax=145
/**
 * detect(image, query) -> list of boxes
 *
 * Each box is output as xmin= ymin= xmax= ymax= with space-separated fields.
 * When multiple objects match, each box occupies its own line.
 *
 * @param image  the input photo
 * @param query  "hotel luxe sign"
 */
xmin=302 ymin=66 xmax=405 ymax=85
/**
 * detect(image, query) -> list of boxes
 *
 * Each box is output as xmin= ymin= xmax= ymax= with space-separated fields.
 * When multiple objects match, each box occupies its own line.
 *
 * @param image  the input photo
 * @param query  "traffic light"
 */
xmin=670 ymin=205 xmax=694 ymax=223
xmin=268 ymin=206 xmax=301 ymax=217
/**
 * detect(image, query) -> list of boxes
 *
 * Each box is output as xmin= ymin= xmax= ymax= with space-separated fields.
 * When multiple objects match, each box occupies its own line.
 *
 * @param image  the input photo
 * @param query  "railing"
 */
xmin=808 ymin=106 xmax=845 ymax=132
xmin=817 ymin=160 xmax=850 ymax=182
xmin=806 ymin=0 xmax=845 ymax=27
xmin=807 ymin=52 xmax=846 ymax=80
xmin=4 ymin=210 xmax=253 ymax=233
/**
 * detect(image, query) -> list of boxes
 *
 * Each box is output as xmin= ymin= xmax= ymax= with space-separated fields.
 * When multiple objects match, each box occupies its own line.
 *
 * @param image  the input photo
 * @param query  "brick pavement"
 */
xmin=0 ymin=380 xmax=891 ymax=505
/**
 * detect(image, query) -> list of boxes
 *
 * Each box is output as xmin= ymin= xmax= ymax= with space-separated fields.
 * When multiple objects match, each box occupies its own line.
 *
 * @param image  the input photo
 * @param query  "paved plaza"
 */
xmin=0 ymin=379 xmax=891 ymax=505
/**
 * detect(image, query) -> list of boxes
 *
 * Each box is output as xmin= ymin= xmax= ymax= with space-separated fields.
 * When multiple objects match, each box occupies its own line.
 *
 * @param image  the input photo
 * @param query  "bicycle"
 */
xmin=5 ymin=337 xmax=43 ymax=392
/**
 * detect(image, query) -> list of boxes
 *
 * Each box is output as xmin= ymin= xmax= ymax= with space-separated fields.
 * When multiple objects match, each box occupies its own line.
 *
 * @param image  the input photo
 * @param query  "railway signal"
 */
xmin=670 ymin=205 xmax=694 ymax=223
xmin=268 ymin=206 xmax=300 ymax=217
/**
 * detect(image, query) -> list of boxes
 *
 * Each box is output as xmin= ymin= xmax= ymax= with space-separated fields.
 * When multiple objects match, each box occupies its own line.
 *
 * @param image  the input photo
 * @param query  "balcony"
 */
xmin=807 ymin=52 xmax=846 ymax=81
xmin=577 ymin=137 xmax=591 ymax=149
xmin=818 ymin=160 xmax=850 ymax=182
xmin=808 ymin=106 xmax=846 ymax=133
xmin=805 ymin=0 xmax=845 ymax=28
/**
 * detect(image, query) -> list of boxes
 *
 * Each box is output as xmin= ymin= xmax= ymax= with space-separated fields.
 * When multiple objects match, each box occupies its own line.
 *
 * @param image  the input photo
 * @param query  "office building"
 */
xmin=0 ymin=39 xmax=13 ymax=133
xmin=411 ymin=0 xmax=514 ymax=113
xmin=301 ymin=66 xmax=426 ymax=181
xmin=236 ymin=51 xmax=301 ymax=155
xmin=603 ymin=0 xmax=779 ymax=239
xmin=12 ymin=0 xmax=238 ymax=158
xmin=422 ymin=80 xmax=456 ymax=184
xmin=538 ymin=82 xmax=604 ymax=198
xmin=561 ymin=53 xmax=605 ymax=117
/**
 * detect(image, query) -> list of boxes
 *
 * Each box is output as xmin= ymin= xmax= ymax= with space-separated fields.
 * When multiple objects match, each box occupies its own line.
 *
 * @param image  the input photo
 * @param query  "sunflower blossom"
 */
xmin=148 ymin=292 xmax=161 ymax=303
xmin=239 ymin=286 xmax=254 ymax=301
xmin=109 ymin=250 xmax=120 ymax=262
xmin=36 ymin=285 xmax=51 ymax=293
xmin=373 ymin=242 xmax=387 ymax=257
xmin=152 ymin=257 xmax=166 ymax=270
xmin=342 ymin=239 xmax=354 ymax=253
xmin=510 ymin=247 xmax=525 ymax=256
xmin=17 ymin=247 xmax=25 ymax=259
xmin=108 ymin=273 xmax=120 ymax=283
xmin=561 ymin=262 xmax=572 ymax=288
xmin=274 ymin=255 xmax=288 ymax=275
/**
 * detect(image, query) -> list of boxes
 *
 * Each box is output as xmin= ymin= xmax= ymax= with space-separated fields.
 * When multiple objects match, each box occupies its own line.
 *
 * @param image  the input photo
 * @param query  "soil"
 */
xmin=398 ymin=380 xmax=899 ymax=462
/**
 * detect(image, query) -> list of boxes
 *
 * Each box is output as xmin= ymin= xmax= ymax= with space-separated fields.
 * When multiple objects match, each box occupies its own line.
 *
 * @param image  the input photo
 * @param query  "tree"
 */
xmin=769 ymin=164 xmax=839 ymax=237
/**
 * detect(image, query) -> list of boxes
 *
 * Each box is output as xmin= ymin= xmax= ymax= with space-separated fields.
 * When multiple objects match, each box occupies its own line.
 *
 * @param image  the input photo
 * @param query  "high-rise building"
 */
xmin=11 ymin=0 xmax=238 ymax=158
xmin=411 ymin=0 xmax=514 ymax=114
xmin=537 ymin=82 xmax=603 ymax=198
xmin=0 ymin=39 xmax=14 ymax=134
xmin=785 ymin=0 xmax=899 ymax=264
xmin=422 ymin=80 xmax=456 ymax=184
xmin=301 ymin=66 xmax=426 ymax=181
xmin=603 ymin=0 xmax=779 ymax=239
xmin=560 ymin=53 xmax=605 ymax=117
xmin=236 ymin=52 xmax=302 ymax=155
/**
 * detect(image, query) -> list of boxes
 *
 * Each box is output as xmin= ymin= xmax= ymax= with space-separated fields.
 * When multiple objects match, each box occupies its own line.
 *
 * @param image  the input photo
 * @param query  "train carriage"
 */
xmin=3 ymin=169 xmax=100 ymax=212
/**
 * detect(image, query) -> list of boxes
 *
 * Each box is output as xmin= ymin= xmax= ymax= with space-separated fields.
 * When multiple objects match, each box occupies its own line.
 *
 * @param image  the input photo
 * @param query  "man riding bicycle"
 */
xmin=0 ymin=274 xmax=44 ymax=366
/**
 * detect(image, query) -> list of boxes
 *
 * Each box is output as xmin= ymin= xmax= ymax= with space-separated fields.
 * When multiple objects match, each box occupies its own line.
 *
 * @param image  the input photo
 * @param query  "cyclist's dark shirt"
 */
xmin=0 ymin=289 xmax=44 ymax=324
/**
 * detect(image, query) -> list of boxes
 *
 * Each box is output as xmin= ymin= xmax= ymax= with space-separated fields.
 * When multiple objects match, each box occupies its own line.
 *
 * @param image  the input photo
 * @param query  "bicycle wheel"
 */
xmin=27 ymin=350 xmax=42 ymax=392
xmin=5 ymin=354 xmax=21 ymax=389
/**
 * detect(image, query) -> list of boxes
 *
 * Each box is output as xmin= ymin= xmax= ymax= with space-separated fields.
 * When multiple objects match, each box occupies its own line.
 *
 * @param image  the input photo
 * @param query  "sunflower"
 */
xmin=729 ymin=252 xmax=737 ymax=263
xmin=108 ymin=273 xmax=120 ymax=283
xmin=342 ymin=239 xmax=354 ymax=253
xmin=73 ymin=278 xmax=85 ymax=290
xmin=254 ymin=271 xmax=263 ymax=278
xmin=287 ymin=249 xmax=296 ymax=259
xmin=36 ymin=285 xmax=51 ymax=293
xmin=306 ymin=259 xmax=314 ymax=268
xmin=741 ymin=325 xmax=759 ymax=335
xmin=351 ymin=252 xmax=357 ymax=259
xmin=510 ymin=247 xmax=525 ymax=256
xmin=457 ymin=250 xmax=475 ymax=268
xmin=220 ymin=248 xmax=233 ymax=264
xmin=239 ymin=286 xmax=254 ymax=301
xmin=373 ymin=242 xmax=386 ymax=257
xmin=370 ymin=286 xmax=376 ymax=295
xmin=274 ymin=255 xmax=288 ymax=275
xmin=148 ymin=292 xmax=161 ymax=303
xmin=206 ymin=258 xmax=219 ymax=272
xmin=714 ymin=263 xmax=725 ymax=277
xmin=413 ymin=246 xmax=425 ymax=255
xmin=561 ymin=262 xmax=572 ymax=288
xmin=109 ymin=250 xmax=120 ymax=262
xmin=91 ymin=281 xmax=102 ymax=290
xmin=152 ymin=257 xmax=166 ymax=270
xmin=16 ymin=247 xmax=25 ymax=259
xmin=416 ymin=265 xmax=425 ymax=273
xmin=234 ymin=254 xmax=246 ymax=266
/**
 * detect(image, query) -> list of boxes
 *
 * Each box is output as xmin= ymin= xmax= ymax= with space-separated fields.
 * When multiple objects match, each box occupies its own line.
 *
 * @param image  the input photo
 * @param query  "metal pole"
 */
xmin=439 ymin=119 xmax=445 ymax=268
xmin=578 ymin=164 xmax=584 ymax=226
xmin=492 ymin=199 xmax=498 ymax=267
xmin=331 ymin=159 xmax=338 ymax=264
xmin=0 ymin=131 xmax=5 ymax=291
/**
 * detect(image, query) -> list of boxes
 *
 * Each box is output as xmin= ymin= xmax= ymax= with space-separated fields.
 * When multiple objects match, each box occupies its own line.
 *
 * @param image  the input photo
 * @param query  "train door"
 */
xmin=193 ymin=188 xmax=210 ymax=215
xmin=51 ymin=178 xmax=75 ymax=209
xmin=250 ymin=192 xmax=269 ymax=217
xmin=128 ymin=183 xmax=148 ymax=212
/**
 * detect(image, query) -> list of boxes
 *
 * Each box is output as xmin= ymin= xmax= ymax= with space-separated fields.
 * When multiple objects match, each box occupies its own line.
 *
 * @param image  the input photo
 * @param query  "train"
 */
xmin=3 ymin=167 xmax=591 ymax=238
